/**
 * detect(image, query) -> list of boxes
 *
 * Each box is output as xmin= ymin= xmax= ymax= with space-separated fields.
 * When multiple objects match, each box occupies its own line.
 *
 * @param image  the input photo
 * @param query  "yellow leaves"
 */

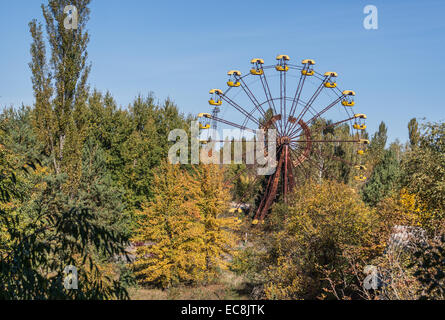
xmin=396 ymin=188 xmax=437 ymax=229
xmin=377 ymin=188 xmax=434 ymax=231
xmin=131 ymin=162 xmax=240 ymax=288
xmin=262 ymin=180 xmax=375 ymax=299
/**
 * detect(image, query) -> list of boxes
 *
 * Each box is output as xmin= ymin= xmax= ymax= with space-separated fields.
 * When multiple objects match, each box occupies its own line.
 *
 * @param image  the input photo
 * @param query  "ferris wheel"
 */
xmin=198 ymin=55 xmax=369 ymax=223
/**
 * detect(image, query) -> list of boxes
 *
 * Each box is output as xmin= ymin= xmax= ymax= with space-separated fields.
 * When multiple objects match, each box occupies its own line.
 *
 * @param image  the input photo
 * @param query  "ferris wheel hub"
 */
xmin=279 ymin=136 xmax=291 ymax=145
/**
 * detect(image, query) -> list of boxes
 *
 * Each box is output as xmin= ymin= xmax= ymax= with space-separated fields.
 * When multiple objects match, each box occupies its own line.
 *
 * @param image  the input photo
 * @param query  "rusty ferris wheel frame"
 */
xmin=198 ymin=55 xmax=369 ymax=223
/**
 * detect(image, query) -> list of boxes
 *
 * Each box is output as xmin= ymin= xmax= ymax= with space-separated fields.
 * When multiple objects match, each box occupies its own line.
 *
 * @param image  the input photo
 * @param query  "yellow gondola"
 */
xmin=229 ymin=208 xmax=243 ymax=214
xmin=209 ymin=100 xmax=222 ymax=106
xmin=353 ymin=124 xmax=367 ymax=130
xmin=301 ymin=59 xmax=315 ymax=76
xmin=359 ymin=139 xmax=370 ymax=145
xmin=250 ymin=69 xmax=264 ymax=75
xmin=301 ymin=70 xmax=314 ymax=76
xmin=342 ymin=100 xmax=355 ymax=106
xmin=324 ymin=71 xmax=337 ymax=88
xmin=250 ymin=58 xmax=264 ymax=75
xmin=198 ymin=113 xmax=211 ymax=118
xmin=227 ymin=70 xmax=241 ymax=87
xmin=276 ymin=54 xmax=290 ymax=60
xmin=250 ymin=58 xmax=264 ymax=64
xmin=227 ymin=80 xmax=241 ymax=87
xmin=354 ymin=165 xmax=367 ymax=170
xmin=276 ymin=65 xmax=289 ymax=72
xmin=302 ymin=59 xmax=315 ymax=65
xmin=199 ymin=123 xmax=210 ymax=129
xmin=276 ymin=54 xmax=290 ymax=72
xmin=342 ymin=90 xmax=355 ymax=106
xmin=354 ymin=113 xmax=367 ymax=119
xmin=228 ymin=70 xmax=241 ymax=76
xmin=324 ymin=71 xmax=338 ymax=77
xmin=209 ymin=89 xmax=223 ymax=106
xmin=357 ymin=149 xmax=365 ymax=155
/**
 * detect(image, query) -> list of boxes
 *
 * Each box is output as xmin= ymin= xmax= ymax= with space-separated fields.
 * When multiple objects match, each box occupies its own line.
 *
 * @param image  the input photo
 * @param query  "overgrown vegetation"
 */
xmin=0 ymin=0 xmax=443 ymax=300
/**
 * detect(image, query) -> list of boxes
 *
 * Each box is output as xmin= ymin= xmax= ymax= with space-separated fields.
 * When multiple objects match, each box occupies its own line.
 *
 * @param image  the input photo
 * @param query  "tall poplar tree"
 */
xmin=408 ymin=118 xmax=420 ymax=149
xmin=29 ymin=0 xmax=91 ymax=187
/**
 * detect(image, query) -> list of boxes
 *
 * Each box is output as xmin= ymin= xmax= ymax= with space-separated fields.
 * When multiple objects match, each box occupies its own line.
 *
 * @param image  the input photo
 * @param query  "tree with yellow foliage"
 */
xmin=193 ymin=164 xmax=241 ymax=281
xmin=261 ymin=180 xmax=375 ymax=299
xmin=132 ymin=162 xmax=240 ymax=288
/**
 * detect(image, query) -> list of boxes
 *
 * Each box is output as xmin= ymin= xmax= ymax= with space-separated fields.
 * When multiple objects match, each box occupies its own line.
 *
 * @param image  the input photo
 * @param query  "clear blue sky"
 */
xmin=1 ymin=0 xmax=444 ymax=144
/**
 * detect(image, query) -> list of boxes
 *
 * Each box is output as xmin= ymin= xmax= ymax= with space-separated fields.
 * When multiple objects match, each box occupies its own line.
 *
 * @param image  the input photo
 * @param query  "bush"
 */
xmin=261 ymin=180 xmax=375 ymax=299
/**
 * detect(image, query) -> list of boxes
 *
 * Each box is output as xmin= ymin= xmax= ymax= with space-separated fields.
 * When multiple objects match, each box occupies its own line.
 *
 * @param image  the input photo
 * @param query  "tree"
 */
xmin=0 ymin=0 xmax=133 ymax=299
xmin=0 ymin=140 xmax=128 ymax=299
xmin=29 ymin=0 xmax=91 ymax=186
xmin=408 ymin=118 xmax=420 ymax=149
xmin=131 ymin=162 xmax=203 ymax=288
xmin=389 ymin=139 xmax=405 ymax=162
xmin=132 ymin=163 xmax=240 ymax=288
xmin=401 ymin=122 xmax=445 ymax=234
xmin=368 ymin=121 xmax=388 ymax=164
xmin=261 ymin=180 xmax=374 ymax=299
xmin=362 ymin=149 xmax=401 ymax=207
xmin=193 ymin=164 xmax=241 ymax=281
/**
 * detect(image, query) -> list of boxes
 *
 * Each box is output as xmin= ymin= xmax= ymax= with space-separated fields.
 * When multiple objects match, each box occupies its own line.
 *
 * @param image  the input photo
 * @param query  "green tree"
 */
xmin=408 ymin=118 xmax=420 ymax=149
xmin=29 ymin=0 xmax=91 ymax=186
xmin=0 ymin=140 xmax=128 ymax=299
xmin=401 ymin=122 xmax=445 ymax=233
xmin=368 ymin=121 xmax=388 ymax=163
xmin=119 ymin=95 xmax=187 ymax=211
xmin=362 ymin=149 xmax=401 ymax=206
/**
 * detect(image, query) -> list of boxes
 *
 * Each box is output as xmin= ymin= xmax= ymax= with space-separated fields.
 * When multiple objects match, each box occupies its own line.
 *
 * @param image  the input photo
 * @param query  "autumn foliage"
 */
xmin=132 ymin=163 xmax=240 ymax=288
xmin=260 ymin=180 xmax=374 ymax=299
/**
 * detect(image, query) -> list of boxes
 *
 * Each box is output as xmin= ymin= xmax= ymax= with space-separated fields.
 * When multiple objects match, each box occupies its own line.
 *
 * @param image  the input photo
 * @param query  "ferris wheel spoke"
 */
xmin=285 ymin=75 xmax=306 ymax=133
xmin=297 ymin=149 xmax=338 ymax=181
xmin=220 ymin=94 xmax=261 ymax=127
xmin=287 ymin=150 xmax=305 ymax=181
xmin=289 ymin=144 xmax=309 ymax=167
xmin=208 ymin=115 xmax=256 ymax=133
xmin=291 ymin=139 xmax=360 ymax=143
xmin=310 ymin=145 xmax=354 ymax=167
xmin=288 ymin=147 xmax=313 ymax=180
xmin=287 ymin=80 xmax=326 ymax=136
xmin=312 ymin=148 xmax=347 ymax=181
xmin=280 ymin=69 xmax=289 ymax=135
xmin=288 ymin=95 xmax=344 ymax=138
xmin=279 ymin=72 xmax=284 ymax=134
xmin=286 ymin=154 xmax=296 ymax=192
xmin=239 ymin=77 xmax=267 ymax=119
xmin=290 ymin=115 xmax=357 ymax=140
xmin=259 ymin=69 xmax=279 ymax=124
